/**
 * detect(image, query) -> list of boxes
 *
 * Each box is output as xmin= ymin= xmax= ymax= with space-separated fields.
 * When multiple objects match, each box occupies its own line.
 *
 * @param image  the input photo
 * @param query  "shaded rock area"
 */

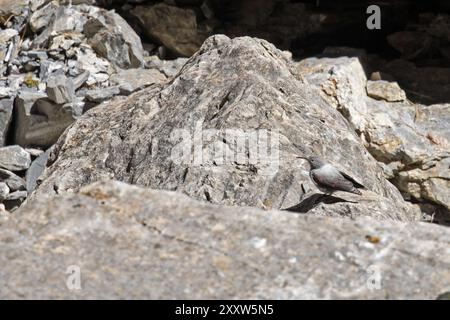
xmin=131 ymin=3 xmax=209 ymax=57
xmin=34 ymin=35 xmax=419 ymax=222
xmin=1 ymin=180 xmax=450 ymax=299
xmin=103 ymin=0 xmax=450 ymax=105
xmin=366 ymin=80 xmax=406 ymax=102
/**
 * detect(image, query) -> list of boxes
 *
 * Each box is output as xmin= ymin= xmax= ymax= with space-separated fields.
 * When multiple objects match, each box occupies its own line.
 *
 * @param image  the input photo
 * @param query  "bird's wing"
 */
xmin=311 ymin=169 xmax=355 ymax=192
xmin=338 ymin=170 xmax=365 ymax=189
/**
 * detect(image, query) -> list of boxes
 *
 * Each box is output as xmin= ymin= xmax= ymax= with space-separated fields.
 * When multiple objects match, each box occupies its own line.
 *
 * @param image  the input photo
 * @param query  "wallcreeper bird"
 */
xmin=297 ymin=156 xmax=364 ymax=195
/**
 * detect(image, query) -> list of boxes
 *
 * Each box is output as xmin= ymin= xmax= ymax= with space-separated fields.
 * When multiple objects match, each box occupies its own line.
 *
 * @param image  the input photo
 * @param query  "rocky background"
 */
xmin=0 ymin=0 xmax=449 ymax=298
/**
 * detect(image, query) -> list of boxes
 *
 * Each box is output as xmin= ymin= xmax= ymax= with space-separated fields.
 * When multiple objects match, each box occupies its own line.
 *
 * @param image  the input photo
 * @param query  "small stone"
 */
xmin=366 ymin=80 xmax=407 ymax=102
xmin=21 ymin=39 xmax=31 ymax=51
xmin=85 ymin=86 xmax=120 ymax=103
xmin=0 ymin=29 xmax=18 ymax=44
xmin=25 ymin=50 xmax=48 ymax=61
xmin=0 ymin=182 xmax=9 ymax=201
xmin=0 ymin=145 xmax=31 ymax=171
xmin=46 ymin=74 xmax=75 ymax=104
xmin=0 ymin=168 xmax=26 ymax=191
xmin=73 ymin=70 xmax=90 ymax=90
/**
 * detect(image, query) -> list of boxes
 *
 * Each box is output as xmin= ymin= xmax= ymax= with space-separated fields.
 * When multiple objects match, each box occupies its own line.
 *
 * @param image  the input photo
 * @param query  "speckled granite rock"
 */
xmin=1 ymin=180 xmax=449 ymax=299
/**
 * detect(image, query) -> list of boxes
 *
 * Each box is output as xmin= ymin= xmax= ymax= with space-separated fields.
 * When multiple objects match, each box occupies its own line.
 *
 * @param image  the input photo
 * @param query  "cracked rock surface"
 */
xmin=1 ymin=180 xmax=450 ymax=299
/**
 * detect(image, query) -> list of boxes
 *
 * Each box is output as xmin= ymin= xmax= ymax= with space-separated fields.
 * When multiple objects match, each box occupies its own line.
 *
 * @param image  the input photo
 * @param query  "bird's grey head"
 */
xmin=307 ymin=156 xmax=326 ymax=169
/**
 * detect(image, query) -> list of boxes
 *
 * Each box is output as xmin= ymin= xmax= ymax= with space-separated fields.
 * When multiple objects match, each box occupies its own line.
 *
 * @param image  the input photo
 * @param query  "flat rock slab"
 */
xmin=0 ymin=145 xmax=31 ymax=171
xmin=1 ymin=180 xmax=449 ymax=299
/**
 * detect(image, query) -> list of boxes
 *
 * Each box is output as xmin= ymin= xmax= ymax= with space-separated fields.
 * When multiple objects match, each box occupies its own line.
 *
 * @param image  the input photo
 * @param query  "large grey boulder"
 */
xmin=295 ymin=56 xmax=450 ymax=213
xmin=1 ymin=180 xmax=449 ymax=299
xmin=34 ymin=35 xmax=418 ymax=221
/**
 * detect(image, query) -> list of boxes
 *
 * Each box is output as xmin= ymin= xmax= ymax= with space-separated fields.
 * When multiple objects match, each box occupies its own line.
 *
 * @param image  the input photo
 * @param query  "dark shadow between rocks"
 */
xmin=283 ymin=192 xmax=357 ymax=213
